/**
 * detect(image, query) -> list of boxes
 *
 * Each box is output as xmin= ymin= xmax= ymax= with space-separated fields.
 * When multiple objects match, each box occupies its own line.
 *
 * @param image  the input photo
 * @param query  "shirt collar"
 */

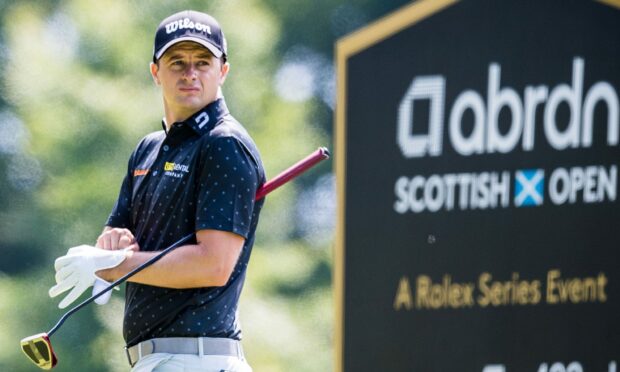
xmin=160 ymin=98 xmax=230 ymax=135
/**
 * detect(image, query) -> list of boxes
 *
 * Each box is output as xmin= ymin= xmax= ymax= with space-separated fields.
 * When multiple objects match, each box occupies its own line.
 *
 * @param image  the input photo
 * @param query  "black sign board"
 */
xmin=335 ymin=0 xmax=620 ymax=371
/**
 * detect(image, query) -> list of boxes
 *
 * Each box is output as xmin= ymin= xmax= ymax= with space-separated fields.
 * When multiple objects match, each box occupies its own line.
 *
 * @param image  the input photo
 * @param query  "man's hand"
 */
xmin=49 ymin=245 xmax=129 ymax=309
xmin=96 ymin=227 xmax=139 ymax=252
xmin=91 ymin=227 xmax=138 ymax=305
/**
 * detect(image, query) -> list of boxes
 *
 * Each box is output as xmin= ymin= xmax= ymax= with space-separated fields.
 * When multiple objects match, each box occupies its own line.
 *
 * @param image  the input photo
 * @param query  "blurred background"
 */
xmin=0 ymin=0 xmax=412 ymax=371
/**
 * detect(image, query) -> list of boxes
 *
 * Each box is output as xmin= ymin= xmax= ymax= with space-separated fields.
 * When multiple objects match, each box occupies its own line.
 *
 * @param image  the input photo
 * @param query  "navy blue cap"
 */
xmin=153 ymin=10 xmax=227 ymax=62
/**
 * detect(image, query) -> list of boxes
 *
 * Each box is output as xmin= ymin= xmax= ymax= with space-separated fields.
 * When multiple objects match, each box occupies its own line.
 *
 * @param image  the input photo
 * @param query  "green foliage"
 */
xmin=0 ymin=0 xmax=408 ymax=370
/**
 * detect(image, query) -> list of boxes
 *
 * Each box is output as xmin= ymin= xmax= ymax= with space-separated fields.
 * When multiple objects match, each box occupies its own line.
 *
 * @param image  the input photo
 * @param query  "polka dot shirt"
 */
xmin=106 ymin=99 xmax=265 ymax=347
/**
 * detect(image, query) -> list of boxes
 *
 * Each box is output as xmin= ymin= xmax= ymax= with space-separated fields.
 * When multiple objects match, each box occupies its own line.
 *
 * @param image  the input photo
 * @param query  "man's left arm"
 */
xmin=96 ymin=228 xmax=244 ymax=288
xmin=99 ymin=136 xmax=258 ymax=288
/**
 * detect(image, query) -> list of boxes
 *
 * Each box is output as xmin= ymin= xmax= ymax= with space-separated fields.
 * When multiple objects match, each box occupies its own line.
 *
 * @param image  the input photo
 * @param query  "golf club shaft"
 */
xmin=47 ymin=147 xmax=330 ymax=337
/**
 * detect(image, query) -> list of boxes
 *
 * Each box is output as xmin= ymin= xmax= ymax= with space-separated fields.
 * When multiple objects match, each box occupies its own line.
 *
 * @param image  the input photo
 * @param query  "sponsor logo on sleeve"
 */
xmin=133 ymin=169 xmax=149 ymax=177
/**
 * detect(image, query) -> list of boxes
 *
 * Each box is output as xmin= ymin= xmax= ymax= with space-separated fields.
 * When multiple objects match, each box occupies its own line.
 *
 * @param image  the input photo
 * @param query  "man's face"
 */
xmin=151 ymin=42 xmax=229 ymax=121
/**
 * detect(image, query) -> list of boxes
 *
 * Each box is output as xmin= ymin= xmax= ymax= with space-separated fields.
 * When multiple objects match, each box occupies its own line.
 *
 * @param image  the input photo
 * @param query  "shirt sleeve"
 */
xmin=195 ymin=136 xmax=259 ymax=238
xmin=105 ymin=155 xmax=134 ymax=229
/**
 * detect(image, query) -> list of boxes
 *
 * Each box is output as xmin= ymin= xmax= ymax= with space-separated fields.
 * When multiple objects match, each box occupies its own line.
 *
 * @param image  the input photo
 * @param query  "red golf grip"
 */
xmin=255 ymin=147 xmax=330 ymax=200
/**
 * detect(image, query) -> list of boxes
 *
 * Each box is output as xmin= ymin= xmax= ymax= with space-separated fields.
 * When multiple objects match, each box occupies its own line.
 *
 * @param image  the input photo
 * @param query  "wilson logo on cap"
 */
xmin=165 ymin=18 xmax=212 ymax=35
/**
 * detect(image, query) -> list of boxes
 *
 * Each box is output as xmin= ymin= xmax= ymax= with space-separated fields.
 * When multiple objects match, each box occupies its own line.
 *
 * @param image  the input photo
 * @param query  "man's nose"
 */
xmin=182 ymin=64 xmax=197 ymax=79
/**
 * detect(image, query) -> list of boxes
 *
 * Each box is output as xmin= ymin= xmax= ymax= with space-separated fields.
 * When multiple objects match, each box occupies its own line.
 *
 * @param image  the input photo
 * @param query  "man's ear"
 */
xmin=219 ymin=62 xmax=230 ymax=85
xmin=150 ymin=62 xmax=161 ymax=85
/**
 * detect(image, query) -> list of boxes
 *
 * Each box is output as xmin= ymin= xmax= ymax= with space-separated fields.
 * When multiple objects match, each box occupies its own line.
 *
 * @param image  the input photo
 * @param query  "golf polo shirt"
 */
xmin=106 ymin=98 xmax=265 ymax=347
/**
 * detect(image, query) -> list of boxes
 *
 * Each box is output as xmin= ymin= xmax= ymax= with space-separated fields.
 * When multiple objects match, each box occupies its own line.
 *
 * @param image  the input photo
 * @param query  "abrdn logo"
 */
xmin=397 ymin=57 xmax=619 ymax=158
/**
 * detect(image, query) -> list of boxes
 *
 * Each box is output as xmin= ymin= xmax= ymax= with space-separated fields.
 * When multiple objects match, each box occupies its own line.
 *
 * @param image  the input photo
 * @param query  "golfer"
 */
xmin=49 ymin=10 xmax=264 ymax=371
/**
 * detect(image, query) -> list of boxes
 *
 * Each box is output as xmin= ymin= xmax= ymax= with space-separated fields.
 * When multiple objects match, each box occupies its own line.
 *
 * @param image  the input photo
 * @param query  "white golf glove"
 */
xmin=49 ymin=245 xmax=129 ymax=309
xmin=92 ymin=276 xmax=116 ymax=306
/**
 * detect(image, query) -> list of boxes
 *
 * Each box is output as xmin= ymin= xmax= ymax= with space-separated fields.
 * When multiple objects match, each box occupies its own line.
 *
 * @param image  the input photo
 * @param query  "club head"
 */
xmin=20 ymin=333 xmax=58 ymax=370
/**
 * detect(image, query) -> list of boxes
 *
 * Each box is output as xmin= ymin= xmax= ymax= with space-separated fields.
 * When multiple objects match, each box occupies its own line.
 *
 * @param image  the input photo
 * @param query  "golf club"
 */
xmin=20 ymin=147 xmax=330 ymax=370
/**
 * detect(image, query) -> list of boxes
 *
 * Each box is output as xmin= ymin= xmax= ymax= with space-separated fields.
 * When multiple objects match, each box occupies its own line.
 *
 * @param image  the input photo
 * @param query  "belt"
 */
xmin=125 ymin=337 xmax=244 ymax=367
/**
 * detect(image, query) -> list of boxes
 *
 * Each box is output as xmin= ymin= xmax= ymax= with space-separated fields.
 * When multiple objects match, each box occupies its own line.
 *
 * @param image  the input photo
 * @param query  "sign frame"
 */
xmin=334 ymin=0 xmax=620 ymax=371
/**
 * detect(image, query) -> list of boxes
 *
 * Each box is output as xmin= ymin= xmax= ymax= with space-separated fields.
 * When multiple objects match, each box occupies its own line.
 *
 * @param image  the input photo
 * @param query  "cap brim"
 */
xmin=154 ymin=36 xmax=224 ymax=61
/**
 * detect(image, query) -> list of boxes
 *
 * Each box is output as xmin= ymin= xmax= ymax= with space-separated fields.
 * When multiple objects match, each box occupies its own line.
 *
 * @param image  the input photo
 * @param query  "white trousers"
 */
xmin=131 ymin=353 xmax=253 ymax=372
